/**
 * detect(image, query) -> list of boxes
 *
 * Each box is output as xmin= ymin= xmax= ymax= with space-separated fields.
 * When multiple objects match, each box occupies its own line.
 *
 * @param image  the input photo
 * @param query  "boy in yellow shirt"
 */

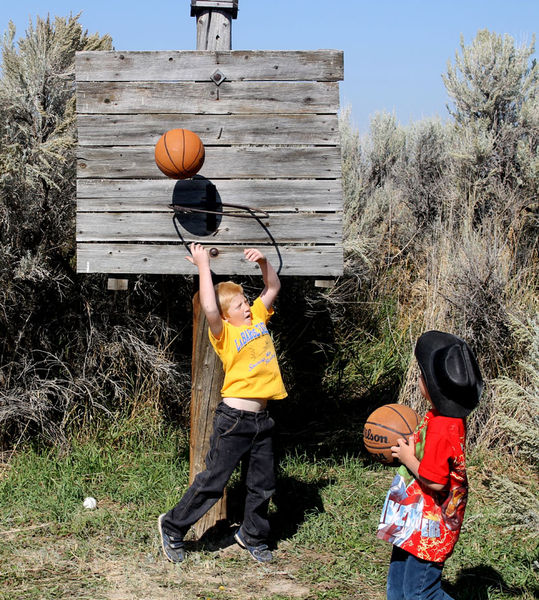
xmin=158 ymin=243 xmax=287 ymax=564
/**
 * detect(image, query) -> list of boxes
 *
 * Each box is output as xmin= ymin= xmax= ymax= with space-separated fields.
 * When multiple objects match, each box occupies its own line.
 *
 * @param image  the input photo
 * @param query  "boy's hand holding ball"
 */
xmin=391 ymin=435 xmax=416 ymax=463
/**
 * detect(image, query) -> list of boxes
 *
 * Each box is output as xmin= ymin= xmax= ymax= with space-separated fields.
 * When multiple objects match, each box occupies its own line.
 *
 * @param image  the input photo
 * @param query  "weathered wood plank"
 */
xmin=76 ymin=113 xmax=339 ymax=146
xmin=76 ymin=212 xmax=342 ymax=243
xmin=76 ymin=243 xmax=343 ymax=275
xmin=76 ymin=179 xmax=343 ymax=212
xmin=75 ymin=50 xmax=344 ymax=82
xmin=76 ymin=81 xmax=340 ymax=115
xmin=77 ymin=146 xmax=342 ymax=179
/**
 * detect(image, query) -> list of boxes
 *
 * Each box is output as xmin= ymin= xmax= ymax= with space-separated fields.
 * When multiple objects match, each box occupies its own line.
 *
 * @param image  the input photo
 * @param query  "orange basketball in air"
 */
xmin=363 ymin=404 xmax=420 ymax=464
xmin=154 ymin=129 xmax=205 ymax=179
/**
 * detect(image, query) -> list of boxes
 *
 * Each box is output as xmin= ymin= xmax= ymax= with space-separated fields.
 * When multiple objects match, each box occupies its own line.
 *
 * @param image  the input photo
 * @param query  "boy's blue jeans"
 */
xmin=161 ymin=402 xmax=275 ymax=546
xmin=387 ymin=546 xmax=454 ymax=600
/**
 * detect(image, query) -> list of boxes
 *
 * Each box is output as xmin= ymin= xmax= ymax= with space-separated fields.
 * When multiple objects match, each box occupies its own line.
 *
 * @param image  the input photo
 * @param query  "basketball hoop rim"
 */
xmin=169 ymin=202 xmax=269 ymax=219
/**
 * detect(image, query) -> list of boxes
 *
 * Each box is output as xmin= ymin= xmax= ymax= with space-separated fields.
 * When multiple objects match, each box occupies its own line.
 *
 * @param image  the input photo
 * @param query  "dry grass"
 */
xmin=0 ymin=531 xmax=320 ymax=600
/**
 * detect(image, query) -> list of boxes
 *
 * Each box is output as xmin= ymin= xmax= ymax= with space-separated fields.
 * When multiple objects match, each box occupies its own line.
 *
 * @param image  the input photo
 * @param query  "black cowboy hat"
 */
xmin=415 ymin=331 xmax=484 ymax=418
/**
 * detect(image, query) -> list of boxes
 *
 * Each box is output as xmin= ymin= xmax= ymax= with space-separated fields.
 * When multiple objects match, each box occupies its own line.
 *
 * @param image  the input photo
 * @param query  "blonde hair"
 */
xmin=214 ymin=281 xmax=244 ymax=317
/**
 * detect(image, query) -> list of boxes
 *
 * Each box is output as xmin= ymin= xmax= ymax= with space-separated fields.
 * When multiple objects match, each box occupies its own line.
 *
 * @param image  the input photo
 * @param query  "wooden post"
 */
xmin=188 ymin=0 xmax=238 ymax=539
xmin=189 ymin=292 xmax=226 ymax=536
xmin=191 ymin=1 xmax=238 ymax=50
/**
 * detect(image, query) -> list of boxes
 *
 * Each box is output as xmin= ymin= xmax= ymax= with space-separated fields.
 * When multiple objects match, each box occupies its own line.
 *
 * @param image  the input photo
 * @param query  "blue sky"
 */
xmin=1 ymin=0 xmax=537 ymax=133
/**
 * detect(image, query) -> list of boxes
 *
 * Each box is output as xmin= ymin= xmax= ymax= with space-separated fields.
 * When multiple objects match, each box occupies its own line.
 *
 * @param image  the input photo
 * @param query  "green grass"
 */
xmin=0 ymin=423 xmax=537 ymax=600
xmin=1 ymin=425 xmax=189 ymax=529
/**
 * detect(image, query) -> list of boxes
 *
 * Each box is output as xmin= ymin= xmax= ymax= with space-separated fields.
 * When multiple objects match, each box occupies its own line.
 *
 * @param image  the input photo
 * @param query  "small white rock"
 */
xmin=83 ymin=496 xmax=97 ymax=510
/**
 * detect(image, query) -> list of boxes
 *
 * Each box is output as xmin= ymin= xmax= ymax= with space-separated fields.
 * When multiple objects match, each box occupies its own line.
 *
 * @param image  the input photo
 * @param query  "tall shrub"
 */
xmin=443 ymin=30 xmax=538 ymax=229
xmin=0 ymin=16 xmax=191 ymax=447
xmin=339 ymin=30 xmax=538 ymax=445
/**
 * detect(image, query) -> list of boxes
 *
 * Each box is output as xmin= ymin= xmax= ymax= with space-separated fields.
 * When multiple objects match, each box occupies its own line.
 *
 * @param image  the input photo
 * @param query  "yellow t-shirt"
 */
xmin=209 ymin=297 xmax=287 ymax=400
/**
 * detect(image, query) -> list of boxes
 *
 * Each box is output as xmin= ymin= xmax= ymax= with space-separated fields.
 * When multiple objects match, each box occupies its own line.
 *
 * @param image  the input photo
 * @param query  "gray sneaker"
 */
xmin=234 ymin=527 xmax=273 ymax=563
xmin=158 ymin=514 xmax=185 ymax=563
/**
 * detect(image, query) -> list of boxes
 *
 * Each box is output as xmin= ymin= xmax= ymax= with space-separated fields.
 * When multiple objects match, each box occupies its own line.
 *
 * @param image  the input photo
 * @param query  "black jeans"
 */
xmin=162 ymin=402 xmax=276 ymax=545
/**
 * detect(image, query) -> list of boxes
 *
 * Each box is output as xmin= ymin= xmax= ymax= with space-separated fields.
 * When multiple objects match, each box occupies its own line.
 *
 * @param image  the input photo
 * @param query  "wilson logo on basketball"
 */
xmin=363 ymin=428 xmax=388 ymax=444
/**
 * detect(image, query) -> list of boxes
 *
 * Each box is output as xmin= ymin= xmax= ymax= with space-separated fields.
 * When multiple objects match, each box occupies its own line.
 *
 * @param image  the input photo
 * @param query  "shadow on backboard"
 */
xmin=170 ymin=176 xmax=282 ymax=272
xmin=171 ymin=176 xmax=223 ymax=237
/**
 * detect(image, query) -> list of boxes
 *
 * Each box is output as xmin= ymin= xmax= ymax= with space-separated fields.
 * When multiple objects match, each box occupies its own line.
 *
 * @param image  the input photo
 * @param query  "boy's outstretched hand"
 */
xmin=185 ymin=242 xmax=210 ymax=268
xmin=244 ymin=248 xmax=266 ymax=263
xmin=244 ymin=248 xmax=280 ymax=310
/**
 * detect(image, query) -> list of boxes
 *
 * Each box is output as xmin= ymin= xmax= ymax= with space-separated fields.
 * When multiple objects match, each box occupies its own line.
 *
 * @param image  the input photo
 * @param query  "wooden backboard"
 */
xmin=75 ymin=50 xmax=344 ymax=276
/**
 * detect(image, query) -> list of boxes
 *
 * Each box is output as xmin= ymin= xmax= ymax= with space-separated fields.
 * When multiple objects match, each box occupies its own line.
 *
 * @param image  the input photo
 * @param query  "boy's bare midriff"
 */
xmin=223 ymin=397 xmax=268 ymax=412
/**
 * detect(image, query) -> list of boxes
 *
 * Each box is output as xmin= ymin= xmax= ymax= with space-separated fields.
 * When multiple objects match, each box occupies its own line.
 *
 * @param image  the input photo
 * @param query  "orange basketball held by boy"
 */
xmin=154 ymin=128 xmax=205 ymax=179
xmin=363 ymin=404 xmax=420 ymax=464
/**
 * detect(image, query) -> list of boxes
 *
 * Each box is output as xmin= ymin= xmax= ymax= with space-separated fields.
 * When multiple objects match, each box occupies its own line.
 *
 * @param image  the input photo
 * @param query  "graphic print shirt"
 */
xmin=209 ymin=297 xmax=287 ymax=400
xmin=377 ymin=409 xmax=468 ymax=563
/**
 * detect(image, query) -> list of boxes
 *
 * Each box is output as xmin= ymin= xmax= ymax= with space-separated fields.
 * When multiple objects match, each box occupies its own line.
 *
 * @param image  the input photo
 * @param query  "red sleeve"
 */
xmin=418 ymin=416 xmax=462 ymax=486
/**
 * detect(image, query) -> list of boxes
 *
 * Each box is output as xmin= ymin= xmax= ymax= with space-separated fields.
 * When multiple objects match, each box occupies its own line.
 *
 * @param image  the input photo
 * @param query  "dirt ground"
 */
xmin=7 ymin=527 xmax=379 ymax=600
xmin=105 ymin=541 xmax=313 ymax=600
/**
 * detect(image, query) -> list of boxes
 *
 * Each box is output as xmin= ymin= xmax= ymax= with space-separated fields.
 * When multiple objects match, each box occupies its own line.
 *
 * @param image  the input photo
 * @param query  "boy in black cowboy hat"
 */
xmin=377 ymin=331 xmax=484 ymax=600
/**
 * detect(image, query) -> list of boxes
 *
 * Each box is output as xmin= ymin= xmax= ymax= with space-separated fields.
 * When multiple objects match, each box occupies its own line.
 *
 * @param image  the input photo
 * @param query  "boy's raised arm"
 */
xmin=244 ymin=248 xmax=281 ymax=310
xmin=186 ymin=243 xmax=223 ymax=338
